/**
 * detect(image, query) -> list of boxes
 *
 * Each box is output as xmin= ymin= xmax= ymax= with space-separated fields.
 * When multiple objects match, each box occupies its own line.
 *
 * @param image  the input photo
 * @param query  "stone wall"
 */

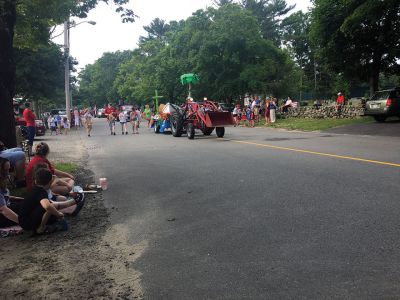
xmin=279 ymin=105 xmax=365 ymax=119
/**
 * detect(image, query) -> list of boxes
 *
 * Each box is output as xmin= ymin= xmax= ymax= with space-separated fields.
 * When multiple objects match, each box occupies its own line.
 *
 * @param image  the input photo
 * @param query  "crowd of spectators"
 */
xmin=0 ymin=141 xmax=84 ymax=234
xmin=233 ymin=95 xmax=285 ymax=127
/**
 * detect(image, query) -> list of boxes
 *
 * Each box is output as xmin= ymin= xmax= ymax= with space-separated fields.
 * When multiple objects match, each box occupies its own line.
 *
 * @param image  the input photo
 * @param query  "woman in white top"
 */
xmin=118 ymin=111 xmax=128 ymax=135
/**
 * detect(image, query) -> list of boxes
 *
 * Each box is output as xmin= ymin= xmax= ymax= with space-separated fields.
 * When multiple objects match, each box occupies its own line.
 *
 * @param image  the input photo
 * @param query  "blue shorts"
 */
xmin=0 ymin=148 xmax=25 ymax=166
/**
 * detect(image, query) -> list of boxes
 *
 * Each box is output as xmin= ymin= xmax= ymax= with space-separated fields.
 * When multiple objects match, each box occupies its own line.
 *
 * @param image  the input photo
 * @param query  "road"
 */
xmin=83 ymin=119 xmax=400 ymax=299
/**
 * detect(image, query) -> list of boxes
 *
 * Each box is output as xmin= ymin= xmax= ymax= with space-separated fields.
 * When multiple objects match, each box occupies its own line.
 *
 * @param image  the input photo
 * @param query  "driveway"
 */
xmin=325 ymin=118 xmax=400 ymax=137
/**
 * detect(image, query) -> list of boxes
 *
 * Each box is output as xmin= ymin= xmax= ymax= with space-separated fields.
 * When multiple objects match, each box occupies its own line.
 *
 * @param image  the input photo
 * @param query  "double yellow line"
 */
xmin=229 ymin=139 xmax=400 ymax=168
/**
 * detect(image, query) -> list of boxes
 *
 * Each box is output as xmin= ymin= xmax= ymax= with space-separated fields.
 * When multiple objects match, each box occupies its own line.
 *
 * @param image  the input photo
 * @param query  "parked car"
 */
xmin=50 ymin=108 xmax=75 ymax=127
xmin=218 ymin=103 xmax=235 ymax=112
xmin=34 ymin=119 xmax=46 ymax=136
xmin=364 ymin=87 xmax=400 ymax=122
xmin=50 ymin=109 xmax=67 ymax=118
xmin=15 ymin=117 xmax=46 ymax=137
xmin=97 ymin=108 xmax=106 ymax=118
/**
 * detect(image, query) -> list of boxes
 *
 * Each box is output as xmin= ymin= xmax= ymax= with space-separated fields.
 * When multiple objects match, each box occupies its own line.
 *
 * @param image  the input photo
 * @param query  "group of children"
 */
xmin=0 ymin=142 xmax=85 ymax=235
xmin=105 ymin=105 xmax=142 ymax=135
xmin=47 ymin=115 xmax=70 ymax=135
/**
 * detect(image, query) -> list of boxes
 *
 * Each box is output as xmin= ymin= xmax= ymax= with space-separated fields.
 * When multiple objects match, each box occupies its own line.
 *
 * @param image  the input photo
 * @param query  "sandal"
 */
xmin=71 ymin=193 xmax=85 ymax=216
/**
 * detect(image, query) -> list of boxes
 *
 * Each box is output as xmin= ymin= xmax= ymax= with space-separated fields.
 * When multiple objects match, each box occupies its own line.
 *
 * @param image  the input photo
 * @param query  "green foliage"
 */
xmin=54 ymin=162 xmax=79 ymax=173
xmin=15 ymin=42 xmax=65 ymax=105
xmin=311 ymin=0 xmax=400 ymax=95
xmin=90 ymin=4 xmax=301 ymax=105
xmin=78 ymin=50 xmax=132 ymax=106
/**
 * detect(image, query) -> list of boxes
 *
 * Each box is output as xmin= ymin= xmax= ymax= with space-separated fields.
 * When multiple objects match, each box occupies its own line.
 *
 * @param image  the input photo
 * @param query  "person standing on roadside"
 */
xmin=62 ymin=117 xmax=70 ymax=135
xmin=56 ymin=114 xmax=62 ymax=134
xmin=269 ymin=97 xmax=277 ymax=123
xmin=264 ymin=99 xmax=271 ymax=124
xmin=336 ymin=92 xmax=345 ymax=114
xmin=73 ymin=107 xmax=80 ymax=129
xmin=84 ymin=109 xmax=93 ymax=137
xmin=23 ymin=102 xmax=36 ymax=156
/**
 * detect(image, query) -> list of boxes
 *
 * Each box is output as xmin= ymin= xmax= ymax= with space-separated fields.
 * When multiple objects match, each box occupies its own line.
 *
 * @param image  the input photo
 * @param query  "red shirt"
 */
xmin=23 ymin=108 xmax=36 ymax=127
xmin=26 ymin=156 xmax=55 ymax=190
xmin=337 ymin=95 xmax=345 ymax=105
xmin=105 ymin=107 xmax=115 ymax=116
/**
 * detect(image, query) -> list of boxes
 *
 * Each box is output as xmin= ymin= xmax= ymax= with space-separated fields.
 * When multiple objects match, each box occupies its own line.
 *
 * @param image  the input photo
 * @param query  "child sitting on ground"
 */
xmin=32 ymin=162 xmax=84 ymax=216
xmin=0 ymin=158 xmax=23 ymax=228
xmin=18 ymin=168 xmax=83 ymax=234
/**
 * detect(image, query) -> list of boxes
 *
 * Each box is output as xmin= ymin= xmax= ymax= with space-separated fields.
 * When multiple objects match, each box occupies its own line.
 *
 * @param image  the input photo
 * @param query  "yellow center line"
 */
xmin=227 ymin=139 xmax=400 ymax=168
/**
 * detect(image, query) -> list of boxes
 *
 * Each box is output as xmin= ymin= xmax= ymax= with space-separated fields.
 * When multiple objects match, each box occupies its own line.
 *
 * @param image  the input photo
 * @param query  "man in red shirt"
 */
xmin=104 ymin=103 xmax=115 ymax=116
xmin=23 ymin=102 xmax=36 ymax=155
xmin=336 ymin=92 xmax=345 ymax=114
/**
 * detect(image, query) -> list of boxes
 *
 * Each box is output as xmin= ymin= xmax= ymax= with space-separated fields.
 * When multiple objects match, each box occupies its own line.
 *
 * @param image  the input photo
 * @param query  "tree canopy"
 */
xmin=311 ymin=0 xmax=400 ymax=96
xmin=0 ymin=0 xmax=135 ymax=146
xmin=78 ymin=3 xmax=302 ymax=106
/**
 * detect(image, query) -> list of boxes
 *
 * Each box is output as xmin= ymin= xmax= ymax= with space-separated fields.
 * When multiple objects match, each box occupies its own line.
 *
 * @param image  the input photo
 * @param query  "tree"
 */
xmin=110 ymin=4 xmax=300 ymax=104
xmin=77 ymin=50 xmax=132 ymax=106
xmin=311 ymin=0 xmax=400 ymax=96
xmin=15 ymin=43 xmax=65 ymax=104
xmin=0 ymin=0 xmax=135 ymax=147
xmin=240 ymin=0 xmax=294 ymax=46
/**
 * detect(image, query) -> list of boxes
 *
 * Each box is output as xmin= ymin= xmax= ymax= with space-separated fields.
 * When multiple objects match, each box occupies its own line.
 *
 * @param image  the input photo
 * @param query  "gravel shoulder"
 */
xmin=0 ymin=130 xmax=143 ymax=299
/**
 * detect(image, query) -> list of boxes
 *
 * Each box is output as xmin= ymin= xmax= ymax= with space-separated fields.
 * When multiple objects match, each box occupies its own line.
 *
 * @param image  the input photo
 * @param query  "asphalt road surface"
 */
xmin=84 ymin=119 xmax=400 ymax=299
xmin=325 ymin=118 xmax=400 ymax=137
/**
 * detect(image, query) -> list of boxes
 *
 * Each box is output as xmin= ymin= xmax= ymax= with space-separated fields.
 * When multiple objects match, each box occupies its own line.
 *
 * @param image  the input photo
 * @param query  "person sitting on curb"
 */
xmin=0 ymin=158 xmax=23 ymax=228
xmin=282 ymin=97 xmax=293 ymax=113
xmin=25 ymin=143 xmax=75 ymax=195
xmin=0 ymin=140 xmax=26 ymax=187
xmin=18 ymin=168 xmax=83 ymax=235
xmin=32 ymin=162 xmax=84 ymax=216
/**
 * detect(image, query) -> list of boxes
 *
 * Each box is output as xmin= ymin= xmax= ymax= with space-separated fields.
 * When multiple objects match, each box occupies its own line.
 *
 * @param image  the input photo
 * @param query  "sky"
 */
xmin=53 ymin=0 xmax=312 ymax=70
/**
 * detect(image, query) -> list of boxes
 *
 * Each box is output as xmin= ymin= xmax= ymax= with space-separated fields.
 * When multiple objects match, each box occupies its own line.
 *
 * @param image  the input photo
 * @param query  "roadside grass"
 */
xmin=250 ymin=116 xmax=374 ymax=131
xmin=54 ymin=162 xmax=79 ymax=173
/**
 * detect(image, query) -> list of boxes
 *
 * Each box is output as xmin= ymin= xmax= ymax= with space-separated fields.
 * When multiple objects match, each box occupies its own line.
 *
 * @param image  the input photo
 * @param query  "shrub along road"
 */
xmin=85 ymin=119 xmax=400 ymax=299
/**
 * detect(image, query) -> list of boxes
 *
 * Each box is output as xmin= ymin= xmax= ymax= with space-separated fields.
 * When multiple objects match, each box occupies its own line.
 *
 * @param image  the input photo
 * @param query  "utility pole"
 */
xmin=314 ymin=56 xmax=317 ymax=100
xmin=299 ymin=57 xmax=303 ymax=102
xmin=64 ymin=19 xmax=71 ymax=122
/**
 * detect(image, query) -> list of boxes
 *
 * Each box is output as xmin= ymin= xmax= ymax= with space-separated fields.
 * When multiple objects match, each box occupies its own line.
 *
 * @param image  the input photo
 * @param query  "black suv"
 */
xmin=364 ymin=87 xmax=400 ymax=122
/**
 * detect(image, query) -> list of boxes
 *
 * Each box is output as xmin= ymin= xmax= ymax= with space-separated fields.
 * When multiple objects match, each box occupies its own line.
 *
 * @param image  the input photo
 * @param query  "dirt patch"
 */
xmin=0 ymin=169 xmax=144 ymax=299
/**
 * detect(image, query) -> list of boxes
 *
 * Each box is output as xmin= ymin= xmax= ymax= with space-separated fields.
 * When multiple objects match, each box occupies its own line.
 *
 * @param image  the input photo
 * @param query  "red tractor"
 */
xmin=168 ymin=99 xmax=234 ymax=139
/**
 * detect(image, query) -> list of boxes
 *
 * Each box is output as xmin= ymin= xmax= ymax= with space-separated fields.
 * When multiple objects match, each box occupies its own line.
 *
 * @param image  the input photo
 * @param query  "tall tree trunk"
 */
xmin=0 ymin=0 xmax=17 ymax=148
xmin=368 ymin=73 xmax=379 ymax=98
xmin=368 ymin=54 xmax=381 ymax=97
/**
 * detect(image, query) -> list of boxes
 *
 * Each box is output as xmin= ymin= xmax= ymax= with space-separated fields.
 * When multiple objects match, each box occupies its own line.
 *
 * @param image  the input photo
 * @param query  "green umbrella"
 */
xmin=180 ymin=73 xmax=200 ymax=98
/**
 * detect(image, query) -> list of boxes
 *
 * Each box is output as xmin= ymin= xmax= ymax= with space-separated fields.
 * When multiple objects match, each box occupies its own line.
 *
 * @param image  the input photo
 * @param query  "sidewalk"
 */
xmin=0 ymin=127 xmax=143 ymax=299
xmin=36 ymin=127 xmax=87 ymax=164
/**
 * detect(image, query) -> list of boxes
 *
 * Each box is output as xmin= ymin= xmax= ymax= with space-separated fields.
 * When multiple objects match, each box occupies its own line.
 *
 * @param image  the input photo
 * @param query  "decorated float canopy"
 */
xmin=180 ymin=73 xmax=200 ymax=85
